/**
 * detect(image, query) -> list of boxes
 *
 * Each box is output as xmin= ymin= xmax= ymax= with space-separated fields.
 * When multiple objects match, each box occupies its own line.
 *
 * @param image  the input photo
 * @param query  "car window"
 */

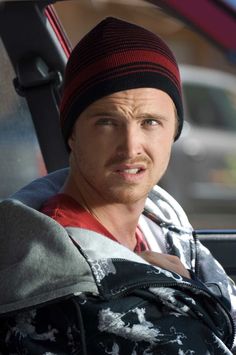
xmin=0 ymin=39 xmax=46 ymax=200
xmin=183 ymin=84 xmax=236 ymax=131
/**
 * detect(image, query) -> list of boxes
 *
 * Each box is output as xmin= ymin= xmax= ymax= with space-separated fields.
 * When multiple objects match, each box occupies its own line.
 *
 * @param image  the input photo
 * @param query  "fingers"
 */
xmin=139 ymin=251 xmax=191 ymax=279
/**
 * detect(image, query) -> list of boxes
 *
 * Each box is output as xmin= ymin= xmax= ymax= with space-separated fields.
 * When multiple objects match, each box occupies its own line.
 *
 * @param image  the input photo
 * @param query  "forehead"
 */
xmin=80 ymin=88 xmax=176 ymax=116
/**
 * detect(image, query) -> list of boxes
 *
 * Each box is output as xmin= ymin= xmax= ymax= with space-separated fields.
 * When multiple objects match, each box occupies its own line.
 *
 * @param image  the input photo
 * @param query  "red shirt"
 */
xmin=40 ymin=193 xmax=149 ymax=253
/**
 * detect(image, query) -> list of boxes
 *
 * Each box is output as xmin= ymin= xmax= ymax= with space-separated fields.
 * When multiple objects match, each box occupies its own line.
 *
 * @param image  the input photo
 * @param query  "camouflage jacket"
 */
xmin=0 ymin=168 xmax=235 ymax=354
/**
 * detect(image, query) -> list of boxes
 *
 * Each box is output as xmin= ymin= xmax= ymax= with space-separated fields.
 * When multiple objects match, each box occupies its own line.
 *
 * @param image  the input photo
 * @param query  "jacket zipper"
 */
xmin=192 ymin=230 xmax=200 ymax=277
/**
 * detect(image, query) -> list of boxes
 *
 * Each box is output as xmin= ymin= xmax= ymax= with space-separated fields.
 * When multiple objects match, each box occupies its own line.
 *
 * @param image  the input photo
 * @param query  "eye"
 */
xmin=141 ymin=119 xmax=160 ymax=127
xmin=95 ymin=118 xmax=117 ymax=126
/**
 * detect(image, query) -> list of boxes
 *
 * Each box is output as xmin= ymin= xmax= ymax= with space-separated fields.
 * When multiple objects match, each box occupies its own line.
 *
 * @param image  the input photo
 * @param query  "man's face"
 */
xmin=68 ymin=88 xmax=177 ymax=205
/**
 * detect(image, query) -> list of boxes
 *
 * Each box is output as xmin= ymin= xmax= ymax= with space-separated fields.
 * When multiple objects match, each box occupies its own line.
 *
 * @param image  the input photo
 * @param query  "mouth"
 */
xmin=113 ymin=163 xmax=147 ymax=180
xmin=116 ymin=168 xmax=144 ymax=175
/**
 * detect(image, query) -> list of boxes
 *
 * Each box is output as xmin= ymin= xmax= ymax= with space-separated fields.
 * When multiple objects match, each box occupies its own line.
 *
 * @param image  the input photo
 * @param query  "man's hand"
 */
xmin=139 ymin=251 xmax=191 ymax=278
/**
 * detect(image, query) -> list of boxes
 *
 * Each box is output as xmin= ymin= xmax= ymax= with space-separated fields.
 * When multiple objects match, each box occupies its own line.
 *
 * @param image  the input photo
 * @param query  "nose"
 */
xmin=116 ymin=123 xmax=143 ymax=159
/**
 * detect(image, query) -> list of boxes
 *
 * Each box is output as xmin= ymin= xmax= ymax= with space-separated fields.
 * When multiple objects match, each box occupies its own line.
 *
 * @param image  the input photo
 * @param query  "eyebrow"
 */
xmin=137 ymin=113 xmax=169 ymax=121
xmin=85 ymin=111 xmax=120 ymax=119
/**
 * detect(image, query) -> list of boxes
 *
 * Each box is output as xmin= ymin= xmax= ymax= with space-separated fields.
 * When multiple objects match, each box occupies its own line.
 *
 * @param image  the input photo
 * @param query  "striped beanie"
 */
xmin=60 ymin=17 xmax=183 ymax=144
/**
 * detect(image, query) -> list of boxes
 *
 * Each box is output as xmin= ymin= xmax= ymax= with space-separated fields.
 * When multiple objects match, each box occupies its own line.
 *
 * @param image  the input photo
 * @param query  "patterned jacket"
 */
xmin=0 ymin=168 xmax=235 ymax=354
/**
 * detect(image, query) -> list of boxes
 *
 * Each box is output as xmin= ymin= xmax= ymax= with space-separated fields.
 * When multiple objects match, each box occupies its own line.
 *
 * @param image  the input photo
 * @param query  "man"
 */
xmin=0 ymin=17 xmax=235 ymax=354
xmin=41 ymin=16 xmax=188 ymax=276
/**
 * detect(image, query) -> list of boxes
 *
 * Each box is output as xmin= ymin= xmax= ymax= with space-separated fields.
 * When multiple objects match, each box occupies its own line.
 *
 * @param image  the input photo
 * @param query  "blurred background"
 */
xmin=54 ymin=0 xmax=236 ymax=73
xmin=53 ymin=0 xmax=236 ymax=229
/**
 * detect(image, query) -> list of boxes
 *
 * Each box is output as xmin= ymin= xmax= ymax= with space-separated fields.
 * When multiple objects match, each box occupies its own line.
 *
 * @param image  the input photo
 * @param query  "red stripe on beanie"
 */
xmin=61 ymin=49 xmax=181 ymax=111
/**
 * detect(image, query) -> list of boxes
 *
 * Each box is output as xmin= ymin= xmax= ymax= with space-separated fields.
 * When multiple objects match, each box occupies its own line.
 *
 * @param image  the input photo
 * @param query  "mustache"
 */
xmin=105 ymin=155 xmax=151 ymax=167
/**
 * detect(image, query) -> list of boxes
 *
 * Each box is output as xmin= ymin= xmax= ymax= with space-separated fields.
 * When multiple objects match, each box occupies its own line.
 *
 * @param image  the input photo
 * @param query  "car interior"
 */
xmin=0 ymin=0 xmax=236 ymax=280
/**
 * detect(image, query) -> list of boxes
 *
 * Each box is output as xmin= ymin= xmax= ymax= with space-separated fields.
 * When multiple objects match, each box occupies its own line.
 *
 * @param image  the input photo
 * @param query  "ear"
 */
xmin=68 ymin=129 xmax=76 ymax=151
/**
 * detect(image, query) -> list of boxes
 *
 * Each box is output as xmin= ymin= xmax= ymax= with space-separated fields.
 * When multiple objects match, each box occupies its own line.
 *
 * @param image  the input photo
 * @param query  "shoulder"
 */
xmin=145 ymin=185 xmax=193 ymax=230
xmin=40 ymin=193 xmax=85 ymax=227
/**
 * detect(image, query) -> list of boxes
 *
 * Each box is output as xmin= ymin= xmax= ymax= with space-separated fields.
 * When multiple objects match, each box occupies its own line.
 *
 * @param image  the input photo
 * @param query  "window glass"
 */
xmin=220 ymin=0 xmax=236 ymax=10
xmin=183 ymin=84 xmax=236 ymax=131
xmin=0 ymin=39 xmax=46 ymax=199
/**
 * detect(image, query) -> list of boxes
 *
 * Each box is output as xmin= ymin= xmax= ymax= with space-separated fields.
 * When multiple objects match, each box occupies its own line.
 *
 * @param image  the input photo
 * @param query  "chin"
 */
xmin=105 ymin=187 xmax=150 ymax=204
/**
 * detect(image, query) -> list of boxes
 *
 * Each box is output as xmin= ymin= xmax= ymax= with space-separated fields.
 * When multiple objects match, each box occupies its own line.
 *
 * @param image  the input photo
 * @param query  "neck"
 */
xmin=90 ymin=203 xmax=144 ymax=250
xmin=61 ymin=174 xmax=146 ymax=250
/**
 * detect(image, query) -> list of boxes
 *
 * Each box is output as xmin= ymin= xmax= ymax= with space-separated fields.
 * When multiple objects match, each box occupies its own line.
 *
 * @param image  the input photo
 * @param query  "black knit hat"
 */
xmin=60 ymin=17 xmax=183 ymax=143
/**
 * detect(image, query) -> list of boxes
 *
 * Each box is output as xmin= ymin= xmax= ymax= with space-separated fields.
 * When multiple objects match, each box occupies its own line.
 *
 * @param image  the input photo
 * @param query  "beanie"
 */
xmin=60 ymin=17 xmax=183 ymax=144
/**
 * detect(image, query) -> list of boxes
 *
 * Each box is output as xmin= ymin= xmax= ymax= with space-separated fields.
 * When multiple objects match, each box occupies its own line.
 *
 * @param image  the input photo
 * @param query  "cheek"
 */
xmin=154 ymin=149 xmax=171 ymax=164
xmin=150 ymin=134 xmax=173 ymax=157
xmin=150 ymin=139 xmax=173 ymax=172
xmin=72 ymin=135 xmax=109 ymax=172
